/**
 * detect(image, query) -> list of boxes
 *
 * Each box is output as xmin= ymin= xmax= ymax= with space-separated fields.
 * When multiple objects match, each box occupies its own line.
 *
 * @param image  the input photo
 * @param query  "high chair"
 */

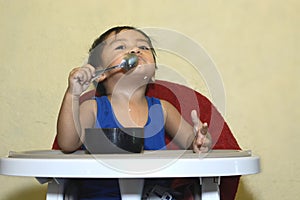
xmin=51 ymin=80 xmax=241 ymax=200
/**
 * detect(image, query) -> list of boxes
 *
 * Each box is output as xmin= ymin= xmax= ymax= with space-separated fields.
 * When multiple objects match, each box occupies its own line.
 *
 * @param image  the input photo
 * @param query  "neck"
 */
xmin=104 ymin=74 xmax=149 ymax=101
xmin=108 ymin=85 xmax=147 ymax=103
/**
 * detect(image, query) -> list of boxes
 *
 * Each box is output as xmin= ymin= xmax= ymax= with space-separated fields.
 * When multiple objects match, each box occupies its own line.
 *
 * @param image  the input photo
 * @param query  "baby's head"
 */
xmin=88 ymin=26 xmax=157 ymax=95
xmin=88 ymin=26 xmax=156 ymax=69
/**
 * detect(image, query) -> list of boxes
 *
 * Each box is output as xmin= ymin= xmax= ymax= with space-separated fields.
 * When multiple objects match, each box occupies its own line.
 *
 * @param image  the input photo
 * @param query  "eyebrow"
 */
xmin=108 ymin=38 xmax=150 ymax=46
xmin=108 ymin=38 xmax=126 ymax=46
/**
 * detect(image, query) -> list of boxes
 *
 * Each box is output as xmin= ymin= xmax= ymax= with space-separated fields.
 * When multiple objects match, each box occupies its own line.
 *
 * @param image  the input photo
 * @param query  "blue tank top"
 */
xmin=94 ymin=96 xmax=166 ymax=150
xmin=78 ymin=96 xmax=167 ymax=200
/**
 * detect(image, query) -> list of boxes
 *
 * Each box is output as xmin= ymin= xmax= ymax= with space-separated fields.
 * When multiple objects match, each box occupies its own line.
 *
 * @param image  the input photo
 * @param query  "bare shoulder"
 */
xmin=80 ymin=99 xmax=97 ymax=113
xmin=160 ymin=99 xmax=179 ymax=118
xmin=80 ymin=99 xmax=96 ymax=106
xmin=160 ymin=99 xmax=176 ymax=111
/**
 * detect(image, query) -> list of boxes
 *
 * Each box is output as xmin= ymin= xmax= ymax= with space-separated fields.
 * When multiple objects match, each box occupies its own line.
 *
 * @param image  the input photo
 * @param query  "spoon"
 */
xmin=93 ymin=53 xmax=138 ymax=79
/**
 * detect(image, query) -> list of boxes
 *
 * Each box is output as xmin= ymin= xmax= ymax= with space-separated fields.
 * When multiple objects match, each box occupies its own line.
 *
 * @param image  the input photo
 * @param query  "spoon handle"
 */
xmin=94 ymin=65 xmax=119 ymax=77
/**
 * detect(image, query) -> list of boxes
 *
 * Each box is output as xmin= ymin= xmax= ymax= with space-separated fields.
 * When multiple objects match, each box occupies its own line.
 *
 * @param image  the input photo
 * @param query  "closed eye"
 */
xmin=115 ymin=45 xmax=126 ymax=50
xmin=139 ymin=46 xmax=150 ymax=50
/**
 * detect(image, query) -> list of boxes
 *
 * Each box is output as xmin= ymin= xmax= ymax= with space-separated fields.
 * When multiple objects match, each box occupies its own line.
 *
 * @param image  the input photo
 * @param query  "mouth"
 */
xmin=136 ymin=55 xmax=148 ymax=64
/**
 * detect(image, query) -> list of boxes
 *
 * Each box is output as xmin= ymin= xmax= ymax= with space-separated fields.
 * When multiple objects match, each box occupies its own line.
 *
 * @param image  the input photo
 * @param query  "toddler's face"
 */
xmin=100 ymin=29 xmax=155 ymax=69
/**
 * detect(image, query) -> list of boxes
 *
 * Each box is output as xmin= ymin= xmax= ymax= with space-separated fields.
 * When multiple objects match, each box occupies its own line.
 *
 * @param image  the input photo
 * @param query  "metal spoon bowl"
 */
xmin=94 ymin=53 xmax=138 ymax=78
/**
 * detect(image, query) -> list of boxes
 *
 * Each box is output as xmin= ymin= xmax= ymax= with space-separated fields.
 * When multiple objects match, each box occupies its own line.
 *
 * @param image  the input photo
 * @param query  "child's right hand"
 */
xmin=67 ymin=64 xmax=95 ymax=96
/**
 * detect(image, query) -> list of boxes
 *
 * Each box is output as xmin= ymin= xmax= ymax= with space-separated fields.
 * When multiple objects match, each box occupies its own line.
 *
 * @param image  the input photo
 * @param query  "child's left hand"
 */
xmin=191 ymin=110 xmax=212 ymax=153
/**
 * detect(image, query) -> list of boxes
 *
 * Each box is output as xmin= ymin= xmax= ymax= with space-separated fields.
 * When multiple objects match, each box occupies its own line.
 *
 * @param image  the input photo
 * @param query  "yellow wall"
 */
xmin=0 ymin=0 xmax=299 ymax=199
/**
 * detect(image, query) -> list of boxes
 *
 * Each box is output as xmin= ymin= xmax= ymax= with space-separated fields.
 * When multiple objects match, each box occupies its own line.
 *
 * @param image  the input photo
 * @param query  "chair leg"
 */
xmin=200 ymin=177 xmax=220 ymax=200
xmin=46 ymin=179 xmax=65 ymax=200
xmin=118 ymin=178 xmax=144 ymax=200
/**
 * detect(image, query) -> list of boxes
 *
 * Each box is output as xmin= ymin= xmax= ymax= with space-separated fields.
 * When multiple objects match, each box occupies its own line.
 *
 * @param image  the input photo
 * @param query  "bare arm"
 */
xmin=161 ymin=100 xmax=211 ymax=152
xmin=56 ymin=65 xmax=96 ymax=152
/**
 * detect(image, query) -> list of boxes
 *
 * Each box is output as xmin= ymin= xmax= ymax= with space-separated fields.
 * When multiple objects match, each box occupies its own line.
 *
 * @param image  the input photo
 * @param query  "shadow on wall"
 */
xmin=6 ymin=185 xmax=46 ymax=200
xmin=235 ymin=179 xmax=255 ymax=200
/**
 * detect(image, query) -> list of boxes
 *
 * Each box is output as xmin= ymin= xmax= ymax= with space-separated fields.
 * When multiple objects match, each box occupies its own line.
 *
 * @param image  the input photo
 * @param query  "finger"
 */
xmin=200 ymin=122 xmax=208 ymax=135
xmin=193 ymin=146 xmax=201 ymax=153
xmin=201 ymin=137 xmax=211 ymax=147
xmin=195 ymin=135 xmax=204 ymax=146
xmin=71 ymin=70 xmax=90 ymax=86
xmin=80 ymin=67 xmax=91 ymax=83
xmin=82 ymin=64 xmax=96 ymax=77
xmin=193 ymin=139 xmax=201 ymax=153
xmin=191 ymin=110 xmax=200 ymax=133
xmin=191 ymin=110 xmax=200 ymax=126
xmin=194 ymin=141 xmax=209 ymax=153
xmin=69 ymin=67 xmax=81 ymax=78
xmin=193 ymin=131 xmax=212 ymax=153
xmin=193 ymin=139 xmax=204 ymax=153
xmin=200 ymin=146 xmax=209 ymax=153
xmin=80 ymin=65 xmax=96 ymax=85
xmin=70 ymin=69 xmax=83 ymax=82
xmin=195 ymin=131 xmax=210 ymax=147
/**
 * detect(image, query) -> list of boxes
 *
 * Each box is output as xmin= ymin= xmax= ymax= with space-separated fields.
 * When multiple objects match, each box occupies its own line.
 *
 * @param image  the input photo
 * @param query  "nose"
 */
xmin=129 ymin=47 xmax=141 ymax=54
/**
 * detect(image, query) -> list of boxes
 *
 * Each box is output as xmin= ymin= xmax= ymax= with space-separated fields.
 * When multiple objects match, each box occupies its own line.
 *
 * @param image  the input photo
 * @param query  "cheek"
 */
xmin=101 ymin=53 xmax=124 ymax=67
xmin=146 ymin=53 xmax=156 ymax=63
xmin=137 ymin=63 xmax=156 ymax=76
